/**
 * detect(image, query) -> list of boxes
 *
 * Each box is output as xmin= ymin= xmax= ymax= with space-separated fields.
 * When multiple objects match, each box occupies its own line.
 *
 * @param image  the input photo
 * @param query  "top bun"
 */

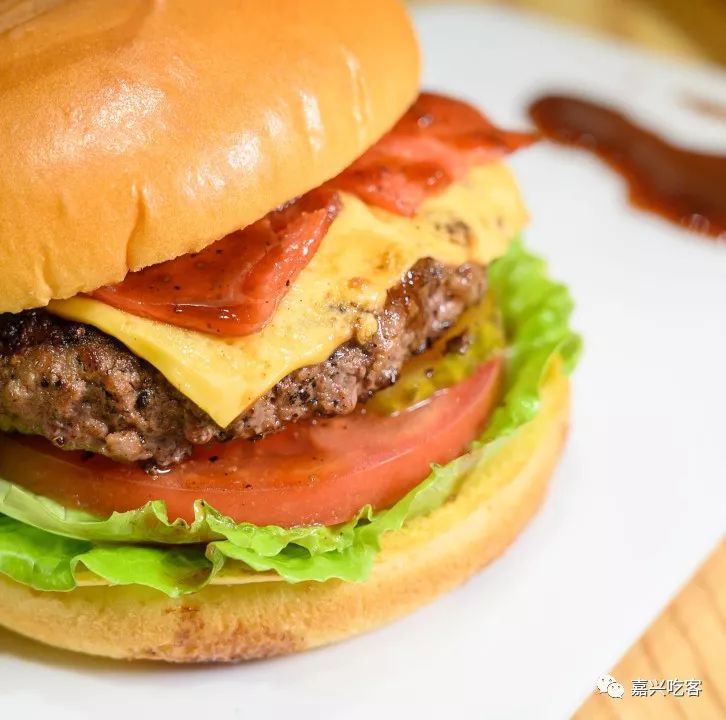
xmin=0 ymin=0 xmax=419 ymax=313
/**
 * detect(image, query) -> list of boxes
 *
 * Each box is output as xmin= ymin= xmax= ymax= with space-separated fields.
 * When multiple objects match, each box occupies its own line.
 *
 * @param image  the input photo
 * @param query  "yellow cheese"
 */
xmin=49 ymin=162 xmax=527 ymax=426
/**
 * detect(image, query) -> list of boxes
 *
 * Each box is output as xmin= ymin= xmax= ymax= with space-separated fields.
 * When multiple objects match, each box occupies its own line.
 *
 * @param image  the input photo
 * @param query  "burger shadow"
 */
xmin=0 ymin=625 xmax=239 ymax=674
xmin=0 ymin=624 xmax=317 ymax=675
xmin=0 ymin=621 xmax=364 ymax=677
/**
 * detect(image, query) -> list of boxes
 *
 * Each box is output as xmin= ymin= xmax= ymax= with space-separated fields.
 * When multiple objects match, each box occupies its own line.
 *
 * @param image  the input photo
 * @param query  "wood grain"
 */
xmin=409 ymin=0 xmax=726 ymax=65
xmin=574 ymin=541 xmax=726 ymax=719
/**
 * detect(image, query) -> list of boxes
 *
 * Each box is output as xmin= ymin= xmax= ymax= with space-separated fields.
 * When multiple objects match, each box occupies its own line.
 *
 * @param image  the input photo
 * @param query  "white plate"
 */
xmin=1 ymin=6 xmax=725 ymax=718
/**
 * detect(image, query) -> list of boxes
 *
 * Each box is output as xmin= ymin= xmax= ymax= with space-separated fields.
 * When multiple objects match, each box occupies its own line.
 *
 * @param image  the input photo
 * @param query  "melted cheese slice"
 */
xmin=49 ymin=162 xmax=527 ymax=426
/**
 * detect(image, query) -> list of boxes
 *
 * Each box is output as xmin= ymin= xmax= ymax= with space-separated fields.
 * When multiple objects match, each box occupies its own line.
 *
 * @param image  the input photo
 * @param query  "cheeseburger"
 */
xmin=0 ymin=0 xmax=580 ymax=661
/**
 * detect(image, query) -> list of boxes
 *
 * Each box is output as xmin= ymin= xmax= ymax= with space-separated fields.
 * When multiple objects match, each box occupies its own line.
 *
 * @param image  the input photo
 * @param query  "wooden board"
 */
xmin=575 ymin=540 xmax=726 ymax=719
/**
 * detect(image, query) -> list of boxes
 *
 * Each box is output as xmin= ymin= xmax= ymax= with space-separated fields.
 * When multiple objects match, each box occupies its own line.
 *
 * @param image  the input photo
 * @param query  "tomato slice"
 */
xmin=0 ymin=359 xmax=502 ymax=528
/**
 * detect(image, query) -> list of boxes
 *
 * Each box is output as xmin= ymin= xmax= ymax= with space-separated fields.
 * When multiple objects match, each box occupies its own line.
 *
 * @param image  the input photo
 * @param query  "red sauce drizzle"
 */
xmin=529 ymin=94 xmax=726 ymax=240
xmin=92 ymin=93 xmax=535 ymax=336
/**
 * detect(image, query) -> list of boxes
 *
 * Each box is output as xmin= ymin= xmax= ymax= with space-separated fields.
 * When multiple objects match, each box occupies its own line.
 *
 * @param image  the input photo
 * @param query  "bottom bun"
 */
xmin=0 ymin=367 xmax=570 ymax=663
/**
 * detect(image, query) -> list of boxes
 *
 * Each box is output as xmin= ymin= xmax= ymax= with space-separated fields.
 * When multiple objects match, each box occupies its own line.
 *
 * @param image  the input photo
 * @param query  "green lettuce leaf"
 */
xmin=0 ymin=240 xmax=581 ymax=596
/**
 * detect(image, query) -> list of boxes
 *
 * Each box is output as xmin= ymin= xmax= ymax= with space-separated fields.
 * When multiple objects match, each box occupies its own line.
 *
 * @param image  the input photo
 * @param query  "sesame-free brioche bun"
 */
xmin=0 ymin=367 xmax=570 ymax=662
xmin=0 ymin=0 xmax=419 ymax=314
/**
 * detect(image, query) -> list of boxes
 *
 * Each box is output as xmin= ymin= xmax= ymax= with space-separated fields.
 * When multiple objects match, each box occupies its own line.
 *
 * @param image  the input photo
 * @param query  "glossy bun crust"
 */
xmin=0 ymin=369 xmax=570 ymax=662
xmin=0 ymin=0 xmax=419 ymax=313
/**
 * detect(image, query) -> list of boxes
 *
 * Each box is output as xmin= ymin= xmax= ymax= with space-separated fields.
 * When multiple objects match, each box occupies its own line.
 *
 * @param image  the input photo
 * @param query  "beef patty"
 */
xmin=0 ymin=259 xmax=486 ymax=467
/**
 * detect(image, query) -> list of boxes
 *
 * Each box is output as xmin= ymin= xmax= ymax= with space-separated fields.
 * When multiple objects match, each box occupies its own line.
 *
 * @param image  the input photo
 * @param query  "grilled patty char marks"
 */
xmin=0 ymin=259 xmax=486 ymax=467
